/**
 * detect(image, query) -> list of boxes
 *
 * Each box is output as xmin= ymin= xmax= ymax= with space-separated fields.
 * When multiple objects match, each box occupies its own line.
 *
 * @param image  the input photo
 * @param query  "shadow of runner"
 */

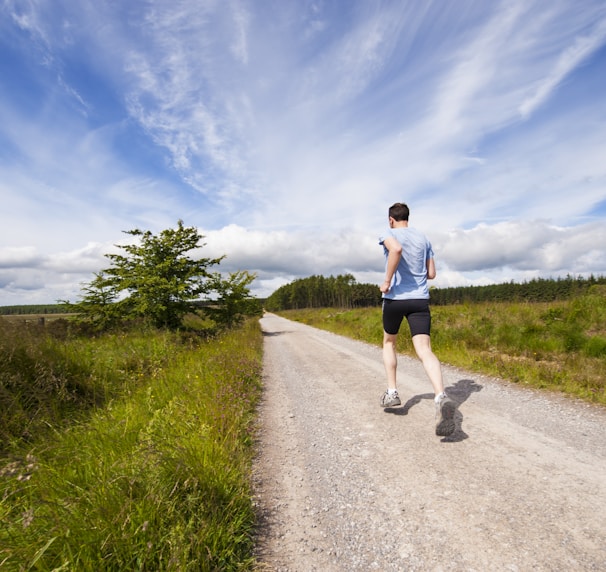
xmin=440 ymin=378 xmax=483 ymax=442
xmin=383 ymin=379 xmax=483 ymax=442
xmin=447 ymin=378 xmax=483 ymax=403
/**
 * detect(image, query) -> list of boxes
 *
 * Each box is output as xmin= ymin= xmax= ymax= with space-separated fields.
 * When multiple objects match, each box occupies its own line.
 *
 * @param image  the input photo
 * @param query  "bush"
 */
xmin=584 ymin=336 xmax=606 ymax=358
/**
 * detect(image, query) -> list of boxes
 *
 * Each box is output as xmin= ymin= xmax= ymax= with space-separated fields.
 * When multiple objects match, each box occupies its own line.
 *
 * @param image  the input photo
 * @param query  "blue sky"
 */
xmin=1 ymin=0 xmax=605 ymax=305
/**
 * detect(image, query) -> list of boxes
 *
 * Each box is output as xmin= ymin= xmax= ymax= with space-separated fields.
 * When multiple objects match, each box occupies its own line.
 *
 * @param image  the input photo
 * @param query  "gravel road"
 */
xmin=252 ymin=313 xmax=606 ymax=571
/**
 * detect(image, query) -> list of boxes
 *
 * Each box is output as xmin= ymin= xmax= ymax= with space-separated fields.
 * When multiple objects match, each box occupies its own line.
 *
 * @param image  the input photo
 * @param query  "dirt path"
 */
xmin=252 ymin=313 xmax=606 ymax=571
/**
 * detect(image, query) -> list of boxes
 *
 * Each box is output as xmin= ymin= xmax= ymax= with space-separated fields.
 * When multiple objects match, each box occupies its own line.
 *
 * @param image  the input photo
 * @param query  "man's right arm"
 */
xmin=380 ymin=237 xmax=403 ymax=293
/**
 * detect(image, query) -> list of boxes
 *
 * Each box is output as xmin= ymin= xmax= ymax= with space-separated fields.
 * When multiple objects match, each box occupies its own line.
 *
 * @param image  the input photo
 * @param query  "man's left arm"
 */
xmin=426 ymin=257 xmax=436 ymax=280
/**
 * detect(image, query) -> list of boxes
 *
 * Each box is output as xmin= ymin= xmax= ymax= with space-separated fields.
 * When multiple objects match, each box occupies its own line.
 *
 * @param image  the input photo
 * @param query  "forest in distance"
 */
xmin=263 ymin=274 xmax=606 ymax=311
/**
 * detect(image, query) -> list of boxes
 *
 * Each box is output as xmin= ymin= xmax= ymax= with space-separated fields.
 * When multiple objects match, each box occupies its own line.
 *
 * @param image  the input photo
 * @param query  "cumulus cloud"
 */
xmin=0 ymin=247 xmax=43 ymax=269
xmin=435 ymin=220 xmax=606 ymax=276
xmin=0 ymin=270 xmax=46 ymax=293
xmin=43 ymin=243 xmax=113 ymax=274
xmin=203 ymin=224 xmax=379 ymax=277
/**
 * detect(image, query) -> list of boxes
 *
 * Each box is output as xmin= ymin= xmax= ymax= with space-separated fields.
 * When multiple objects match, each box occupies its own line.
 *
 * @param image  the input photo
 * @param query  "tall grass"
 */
xmin=0 ymin=318 xmax=263 ymax=570
xmin=278 ymin=286 xmax=606 ymax=405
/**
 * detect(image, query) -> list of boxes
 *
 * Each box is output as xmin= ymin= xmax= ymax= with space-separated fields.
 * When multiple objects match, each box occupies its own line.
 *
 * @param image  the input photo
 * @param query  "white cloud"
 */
xmin=435 ymin=220 xmax=606 ymax=276
xmin=43 ymin=243 xmax=112 ymax=274
xmin=0 ymin=247 xmax=43 ymax=269
xmin=0 ymin=270 xmax=46 ymax=293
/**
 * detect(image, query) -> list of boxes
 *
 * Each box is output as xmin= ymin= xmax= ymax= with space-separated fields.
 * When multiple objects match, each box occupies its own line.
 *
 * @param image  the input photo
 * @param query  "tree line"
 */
xmin=0 ymin=304 xmax=71 ymax=315
xmin=430 ymin=275 xmax=606 ymax=305
xmin=264 ymin=274 xmax=382 ymax=311
xmin=264 ymin=274 xmax=606 ymax=311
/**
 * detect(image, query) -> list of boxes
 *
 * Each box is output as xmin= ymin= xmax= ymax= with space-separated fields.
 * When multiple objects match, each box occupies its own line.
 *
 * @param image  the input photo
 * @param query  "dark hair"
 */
xmin=388 ymin=202 xmax=409 ymax=221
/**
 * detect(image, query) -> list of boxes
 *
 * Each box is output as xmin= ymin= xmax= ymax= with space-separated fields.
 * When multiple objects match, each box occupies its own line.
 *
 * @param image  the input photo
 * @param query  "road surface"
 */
xmin=252 ymin=313 xmax=606 ymax=571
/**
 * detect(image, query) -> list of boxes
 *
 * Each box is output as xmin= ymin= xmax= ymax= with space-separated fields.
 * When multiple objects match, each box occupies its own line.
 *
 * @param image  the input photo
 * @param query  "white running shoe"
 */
xmin=380 ymin=390 xmax=401 ymax=407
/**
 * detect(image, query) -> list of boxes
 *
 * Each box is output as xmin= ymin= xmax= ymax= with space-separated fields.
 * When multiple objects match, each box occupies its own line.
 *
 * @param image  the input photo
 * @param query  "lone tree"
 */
xmin=71 ymin=221 xmax=257 ymax=330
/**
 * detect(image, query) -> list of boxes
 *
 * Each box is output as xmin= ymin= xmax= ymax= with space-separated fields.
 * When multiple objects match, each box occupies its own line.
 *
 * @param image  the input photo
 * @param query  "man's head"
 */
xmin=388 ymin=203 xmax=409 ymax=222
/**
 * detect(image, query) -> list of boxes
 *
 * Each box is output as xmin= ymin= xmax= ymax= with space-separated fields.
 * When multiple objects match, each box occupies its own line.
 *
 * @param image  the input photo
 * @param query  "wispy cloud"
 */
xmin=230 ymin=0 xmax=250 ymax=65
xmin=519 ymin=10 xmax=606 ymax=118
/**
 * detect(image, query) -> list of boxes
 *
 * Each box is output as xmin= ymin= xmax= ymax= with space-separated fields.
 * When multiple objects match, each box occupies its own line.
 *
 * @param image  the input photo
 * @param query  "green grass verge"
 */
xmin=277 ymin=288 xmax=606 ymax=405
xmin=0 ymin=319 xmax=263 ymax=571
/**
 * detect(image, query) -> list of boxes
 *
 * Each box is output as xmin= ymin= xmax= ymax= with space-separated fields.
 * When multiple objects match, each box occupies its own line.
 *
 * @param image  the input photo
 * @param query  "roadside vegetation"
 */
xmin=0 ymin=316 xmax=263 ymax=570
xmin=1 ymin=221 xmax=264 ymax=570
xmin=276 ymin=285 xmax=606 ymax=405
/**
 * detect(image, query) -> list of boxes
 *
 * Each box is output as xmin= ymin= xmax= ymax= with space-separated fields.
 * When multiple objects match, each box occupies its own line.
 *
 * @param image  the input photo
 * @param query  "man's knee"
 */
xmin=412 ymin=334 xmax=432 ymax=355
xmin=383 ymin=332 xmax=398 ymax=346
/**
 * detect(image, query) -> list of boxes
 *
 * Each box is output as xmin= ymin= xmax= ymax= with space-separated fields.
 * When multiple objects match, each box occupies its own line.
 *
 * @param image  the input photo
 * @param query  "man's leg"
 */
xmin=411 ymin=334 xmax=444 ymax=395
xmin=383 ymin=331 xmax=398 ymax=390
xmin=413 ymin=334 xmax=456 ymax=436
xmin=380 ymin=331 xmax=402 ymax=407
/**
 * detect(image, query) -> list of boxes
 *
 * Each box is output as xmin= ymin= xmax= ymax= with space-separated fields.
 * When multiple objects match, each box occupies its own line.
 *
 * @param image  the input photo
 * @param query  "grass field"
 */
xmin=0 ymin=317 xmax=263 ymax=570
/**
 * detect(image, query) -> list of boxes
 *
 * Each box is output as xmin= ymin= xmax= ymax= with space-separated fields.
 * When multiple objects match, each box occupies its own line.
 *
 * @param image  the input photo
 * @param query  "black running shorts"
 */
xmin=382 ymin=298 xmax=431 ymax=336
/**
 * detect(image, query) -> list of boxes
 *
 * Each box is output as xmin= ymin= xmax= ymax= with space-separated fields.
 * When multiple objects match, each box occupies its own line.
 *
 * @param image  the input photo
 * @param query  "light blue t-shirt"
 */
xmin=379 ymin=227 xmax=434 ymax=300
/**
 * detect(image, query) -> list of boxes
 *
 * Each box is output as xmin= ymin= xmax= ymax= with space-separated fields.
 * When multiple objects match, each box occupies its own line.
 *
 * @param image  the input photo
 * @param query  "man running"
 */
xmin=379 ymin=202 xmax=456 ymax=437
